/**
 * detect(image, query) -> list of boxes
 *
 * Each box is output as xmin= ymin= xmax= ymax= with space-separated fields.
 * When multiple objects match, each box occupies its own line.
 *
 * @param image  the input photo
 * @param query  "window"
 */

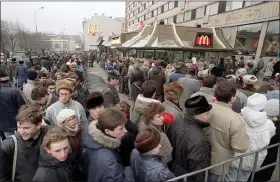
xmin=169 ymin=2 xmax=174 ymax=10
xmin=205 ymin=2 xmax=218 ymax=15
xmin=54 ymin=44 xmax=60 ymax=49
xmin=184 ymin=11 xmax=191 ymax=21
xmin=244 ymin=1 xmax=263 ymax=7
xmin=226 ymin=1 xmax=243 ymax=11
xmin=173 ymin=15 xmax=177 ymax=24
xmin=191 ymin=9 xmax=196 ymax=20
xmin=167 ymin=17 xmax=173 ymax=24
xmin=196 ymin=6 xmax=205 ymax=18
xmin=178 ymin=1 xmax=185 ymax=8
xmin=154 ymin=9 xmax=158 ymax=16
xmin=151 ymin=11 xmax=154 ymax=18
xmin=174 ymin=1 xmax=178 ymax=8
xmin=144 ymin=3 xmax=147 ymax=9
xmin=164 ymin=3 xmax=169 ymax=12
xmin=234 ymin=23 xmax=262 ymax=55
xmin=177 ymin=13 xmax=184 ymax=23
xmin=262 ymin=20 xmax=280 ymax=57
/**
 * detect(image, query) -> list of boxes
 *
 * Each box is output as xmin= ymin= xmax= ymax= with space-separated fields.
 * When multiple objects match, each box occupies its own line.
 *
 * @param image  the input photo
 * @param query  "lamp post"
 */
xmin=34 ymin=6 xmax=44 ymax=50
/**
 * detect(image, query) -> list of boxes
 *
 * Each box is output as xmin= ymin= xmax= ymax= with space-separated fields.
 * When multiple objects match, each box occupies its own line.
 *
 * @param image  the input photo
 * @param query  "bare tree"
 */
xmin=0 ymin=20 xmax=10 ymax=53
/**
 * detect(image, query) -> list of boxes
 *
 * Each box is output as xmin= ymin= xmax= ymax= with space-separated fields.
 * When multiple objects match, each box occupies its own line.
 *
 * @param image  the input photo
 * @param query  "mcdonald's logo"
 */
xmin=87 ymin=24 xmax=102 ymax=36
xmin=194 ymin=33 xmax=213 ymax=47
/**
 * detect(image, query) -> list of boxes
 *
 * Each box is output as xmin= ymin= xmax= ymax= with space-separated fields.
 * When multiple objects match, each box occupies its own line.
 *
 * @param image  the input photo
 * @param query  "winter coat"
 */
xmin=102 ymin=83 xmax=120 ymax=108
xmin=205 ymin=102 xmax=249 ymax=175
xmin=231 ymin=107 xmax=275 ymax=170
xmin=0 ymin=126 xmax=51 ymax=181
xmin=45 ymin=100 xmax=88 ymax=139
xmin=8 ymin=62 xmax=18 ymax=78
xmin=264 ymin=61 xmax=274 ymax=77
xmin=40 ymin=59 xmax=51 ymax=71
xmin=73 ymin=91 xmax=86 ymax=108
xmin=33 ymin=146 xmax=73 ymax=182
xmin=148 ymin=66 xmax=166 ymax=102
xmin=141 ymin=66 xmax=150 ymax=81
xmin=162 ymin=100 xmax=184 ymax=133
xmin=178 ymin=75 xmax=200 ymax=113
xmin=130 ymin=94 xmax=161 ymax=125
xmin=15 ymin=64 xmax=28 ymax=84
xmin=191 ymin=87 xmax=215 ymax=103
xmin=130 ymin=149 xmax=175 ymax=182
xmin=168 ymin=115 xmax=211 ymax=181
xmin=138 ymin=123 xmax=173 ymax=164
xmin=81 ymin=121 xmax=135 ymax=182
xmin=22 ymin=79 xmax=37 ymax=104
xmin=130 ymin=67 xmax=144 ymax=100
xmin=0 ymin=86 xmax=25 ymax=132
xmin=232 ymin=90 xmax=248 ymax=113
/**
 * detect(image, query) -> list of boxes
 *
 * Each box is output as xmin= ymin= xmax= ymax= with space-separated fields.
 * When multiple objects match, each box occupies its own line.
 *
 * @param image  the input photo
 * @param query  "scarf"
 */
xmin=62 ymin=122 xmax=81 ymax=137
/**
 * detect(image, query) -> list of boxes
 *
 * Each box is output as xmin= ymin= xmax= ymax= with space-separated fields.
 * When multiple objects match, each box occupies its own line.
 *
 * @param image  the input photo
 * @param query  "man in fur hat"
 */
xmin=45 ymin=78 xmax=88 ymax=139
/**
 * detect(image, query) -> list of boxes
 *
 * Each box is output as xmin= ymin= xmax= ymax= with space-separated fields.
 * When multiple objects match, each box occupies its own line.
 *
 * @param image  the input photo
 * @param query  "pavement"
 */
xmin=86 ymin=62 xmax=133 ymax=106
xmin=85 ymin=63 xmax=279 ymax=182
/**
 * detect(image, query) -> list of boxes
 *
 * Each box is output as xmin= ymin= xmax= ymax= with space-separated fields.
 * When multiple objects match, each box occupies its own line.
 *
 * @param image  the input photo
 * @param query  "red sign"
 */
xmin=194 ymin=33 xmax=213 ymax=47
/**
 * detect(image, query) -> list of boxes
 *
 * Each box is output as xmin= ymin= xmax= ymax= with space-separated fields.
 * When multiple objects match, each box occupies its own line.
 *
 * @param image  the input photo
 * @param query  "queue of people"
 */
xmin=0 ymin=50 xmax=279 ymax=182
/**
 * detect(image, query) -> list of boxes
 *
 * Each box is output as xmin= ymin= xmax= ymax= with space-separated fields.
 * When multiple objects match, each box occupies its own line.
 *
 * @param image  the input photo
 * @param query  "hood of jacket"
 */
xmin=38 ymin=145 xmax=69 ymax=168
xmin=84 ymin=120 xmax=121 ymax=150
xmin=134 ymin=94 xmax=160 ymax=113
xmin=151 ymin=66 xmax=162 ymax=75
xmin=241 ymin=107 xmax=268 ymax=128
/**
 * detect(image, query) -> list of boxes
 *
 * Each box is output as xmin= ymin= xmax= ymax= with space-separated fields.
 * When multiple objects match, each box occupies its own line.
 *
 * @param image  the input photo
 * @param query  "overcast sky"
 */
xmin=1 ymin=1 xmax=125 ymax=35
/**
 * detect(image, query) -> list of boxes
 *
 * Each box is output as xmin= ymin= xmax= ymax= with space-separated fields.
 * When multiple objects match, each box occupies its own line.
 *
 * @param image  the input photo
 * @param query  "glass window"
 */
xmin=167 ymin=17 xmax=173 ymax=24
xmin=177 ymin=13 xmax=184 ymax=23
xmin=178 ymin=1 xmax=185 ymax=8
xmin=169 ymin=2 xmax=174 ymax=9
xmin=154 ymin=9 xmax=158 ymax=16
xmin=196 ymin=6 xmax=205 ymax=18
xmin=244 ymin=1 xmax=263 ymax=7
xmin=184 ymin=11 xmax=191 ymax=21
xmin=174 ymin=51 xmax=184 ymax=60
xmin=226 ymin=1 xmax=243 ymax=11
xmin=234 ymin=23 xmax=262 ymax=55
xmin=205 ymin=2 xmax=218 ymax=15
xmin=262 ymin=20 xmax=280 ymax=57
xmin=158 ymin=7 xmax=162 ymax=14
xmin=164 ymin=3 xmax=169 ymax=12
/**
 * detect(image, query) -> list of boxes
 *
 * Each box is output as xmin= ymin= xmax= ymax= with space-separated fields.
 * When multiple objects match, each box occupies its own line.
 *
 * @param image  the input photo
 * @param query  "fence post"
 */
xmin=250 ymin=151 xmax=259 ymax=182
xmin=204 ymin=170 xmax=209 ymax=182
xmin=221 ymin=163 xmax=226 ymax=181
xmin=236 ymin=157 xmax=244 ymax=180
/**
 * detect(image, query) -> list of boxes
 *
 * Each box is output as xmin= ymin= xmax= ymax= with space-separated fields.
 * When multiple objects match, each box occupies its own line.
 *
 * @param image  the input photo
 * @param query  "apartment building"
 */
xmin=125 ymin=1 xmax=279 ymax=59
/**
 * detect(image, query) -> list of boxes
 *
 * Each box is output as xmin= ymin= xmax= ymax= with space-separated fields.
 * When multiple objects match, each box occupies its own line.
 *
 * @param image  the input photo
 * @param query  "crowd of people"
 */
xmin=0 ymin=50 xmax=279 ymax=182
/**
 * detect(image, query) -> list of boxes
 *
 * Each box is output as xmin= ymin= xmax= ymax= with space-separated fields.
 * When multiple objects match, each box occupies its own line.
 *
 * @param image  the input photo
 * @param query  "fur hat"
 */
xmin=27 ymin=70 xmax=38 ymax=80
xmin=264 ymin=99 xmax=279 ymax=118
xmin=134 ymin=126 xmax=160 ymax=153
xmin=108 ymin=70 xmax=119 ymax=80
xmin=210 ymin=67 xmax=223 ymax=77
xmin=185 ymin=96 xmax=212 ymax=115
xmin=164 ymin=81 xmax=184 ymax=101
xmin=235 ymin=68 xmax=246 ymax=78
xmin=56 ymin=109 xmax=76 ymax=126
xmin=243 ymin=75 xmax=258 ymax=85
xmin=56 ymin=79 xmax=75 ymax=92
xmin=85 ymin=92 xmax=104 ymax=109
xmin=247 ymin=93 xmax=267 ymax=112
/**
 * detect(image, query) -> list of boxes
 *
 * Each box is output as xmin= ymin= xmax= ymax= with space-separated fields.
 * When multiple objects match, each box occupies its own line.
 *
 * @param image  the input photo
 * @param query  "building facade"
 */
xmin=39 ymin=39 xmax=78 ymax=52
xmin=125 ymin=1 xmax=279 ymax=59
xmin=83 ymin=14 xmax=124 ymax=50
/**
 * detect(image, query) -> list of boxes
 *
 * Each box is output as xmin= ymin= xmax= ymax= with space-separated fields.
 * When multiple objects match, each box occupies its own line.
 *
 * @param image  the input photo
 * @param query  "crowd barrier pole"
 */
xmin=167 ymin=143 xmax=280 ymax=182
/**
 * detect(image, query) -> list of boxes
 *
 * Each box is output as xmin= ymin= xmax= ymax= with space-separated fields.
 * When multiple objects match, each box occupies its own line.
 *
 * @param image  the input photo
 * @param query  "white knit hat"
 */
xmin=264 ymin=99 xmax=279 ymax=117
xmin=56 ymin=109 xmax=76 ymax=126
xmin=247 ymin=93 xmax=267 ymax=111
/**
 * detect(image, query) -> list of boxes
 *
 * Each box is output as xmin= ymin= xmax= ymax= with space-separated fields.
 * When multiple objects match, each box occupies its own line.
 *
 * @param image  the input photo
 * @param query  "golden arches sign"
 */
xmin=87 ymin=24 xmax=102 ymax=35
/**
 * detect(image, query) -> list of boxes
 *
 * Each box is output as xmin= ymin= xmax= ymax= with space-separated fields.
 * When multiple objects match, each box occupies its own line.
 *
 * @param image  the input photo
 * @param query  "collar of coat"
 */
xmin=200 ymin=87 xmax=215 ymax=96
xmin=88 ymin=120 xmax=121 ymax=149
xmin=215 ymin=101 xmax=233 ymax=109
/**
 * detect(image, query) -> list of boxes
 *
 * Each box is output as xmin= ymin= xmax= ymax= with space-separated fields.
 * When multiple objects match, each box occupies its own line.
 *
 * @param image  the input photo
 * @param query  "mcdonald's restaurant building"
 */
xmin=82 ymin=14 xmax=124 ymax=50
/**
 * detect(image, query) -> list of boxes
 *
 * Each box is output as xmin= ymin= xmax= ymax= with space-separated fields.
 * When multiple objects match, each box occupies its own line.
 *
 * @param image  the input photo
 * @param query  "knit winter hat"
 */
xmin=134 ymin=126 xmax=160 ymax=153
xmin=27 ymin=70 xmax=38 ymax=80
xmin=264 ymin=99 xmax=279 ymax=117
xmin=247 ymin=93 xmax=267 ymax=111
xmin=56 ymin=79 xmax=75 ymax=92
xmin=56 ymin=109 xmax=76 ymax=126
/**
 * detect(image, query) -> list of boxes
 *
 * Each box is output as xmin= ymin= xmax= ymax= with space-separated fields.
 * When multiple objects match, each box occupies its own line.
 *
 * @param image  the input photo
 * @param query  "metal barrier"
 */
xmin=168 ymin=143 xmax=280 ymax=182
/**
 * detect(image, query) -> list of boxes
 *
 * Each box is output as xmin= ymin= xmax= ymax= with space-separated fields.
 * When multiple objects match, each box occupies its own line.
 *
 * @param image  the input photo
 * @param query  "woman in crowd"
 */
xmin=226 ymin=93 xmax=276 ymax=181
xmin=139 ymin=102 xmax=173 ymax=164
xmin=56 ymin=109 xmax=85 ymax=181
xmin=162 ymin=81 xmax=184 ymax=133
xmin=131 ymin=126 xmax=175 ymax=182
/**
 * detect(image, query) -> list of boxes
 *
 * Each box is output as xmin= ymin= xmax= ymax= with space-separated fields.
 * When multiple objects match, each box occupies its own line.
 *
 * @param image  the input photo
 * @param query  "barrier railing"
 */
xmin=168 ymin=143 xmax=280 ymax=182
